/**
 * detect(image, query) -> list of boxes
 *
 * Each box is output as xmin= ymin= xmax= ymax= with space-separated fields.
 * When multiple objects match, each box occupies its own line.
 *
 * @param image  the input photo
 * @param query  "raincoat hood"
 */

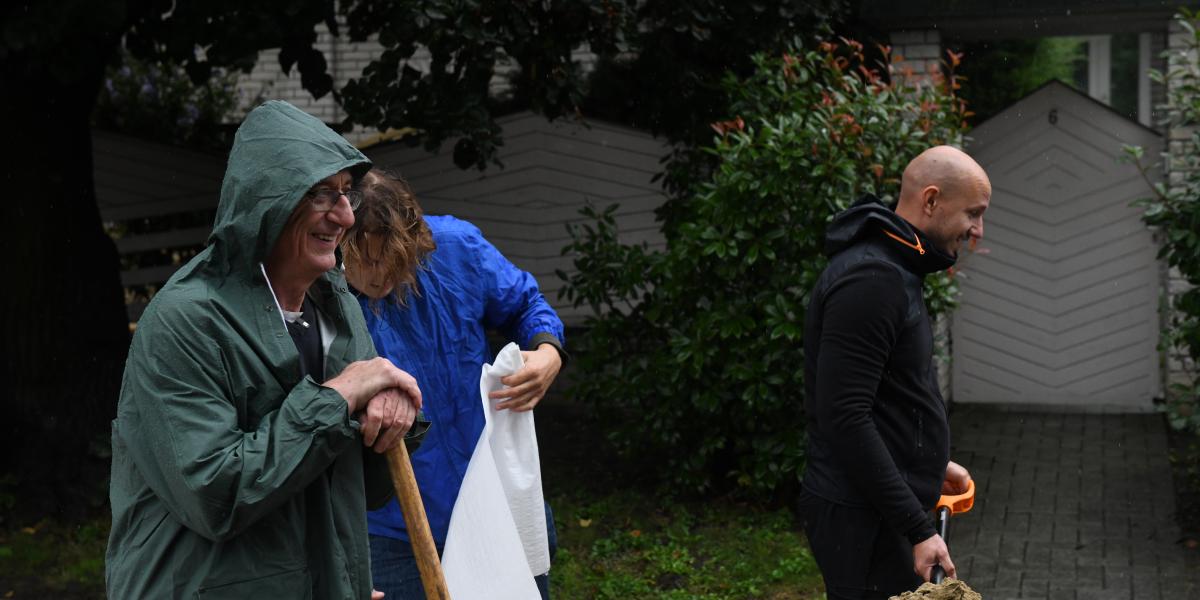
xmin=207 ymin=100 xmax=371 ymax=274
xmin=824 ymin=194 xmax=956 ymax=275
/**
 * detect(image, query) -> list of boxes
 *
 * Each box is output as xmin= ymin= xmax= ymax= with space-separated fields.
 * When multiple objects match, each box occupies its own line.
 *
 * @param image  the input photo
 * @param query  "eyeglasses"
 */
xmin=305 ymin=188 xmax=364 ymax=212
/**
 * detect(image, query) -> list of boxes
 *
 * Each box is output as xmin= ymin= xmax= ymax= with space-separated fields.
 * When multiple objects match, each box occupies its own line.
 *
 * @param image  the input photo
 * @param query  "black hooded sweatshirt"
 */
xmin=802 ymin=194 xmax=956 ymax=546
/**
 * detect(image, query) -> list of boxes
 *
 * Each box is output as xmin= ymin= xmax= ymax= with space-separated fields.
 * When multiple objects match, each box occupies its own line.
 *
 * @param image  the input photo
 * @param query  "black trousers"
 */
xmin=798 ymin=488 xmax=924 ymax=600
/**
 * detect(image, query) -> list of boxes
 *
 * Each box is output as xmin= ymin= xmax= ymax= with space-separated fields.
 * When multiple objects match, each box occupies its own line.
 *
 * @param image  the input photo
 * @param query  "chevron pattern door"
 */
xmin=953 ymin=81 xmax=1161 ymax=409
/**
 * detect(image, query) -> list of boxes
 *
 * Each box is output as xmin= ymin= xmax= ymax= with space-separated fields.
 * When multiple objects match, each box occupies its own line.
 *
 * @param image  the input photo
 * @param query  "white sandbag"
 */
xmin=441 ymin=342 xmax=548 ymax=599
xmin=485 ymin=343 xmax=551 ymax=577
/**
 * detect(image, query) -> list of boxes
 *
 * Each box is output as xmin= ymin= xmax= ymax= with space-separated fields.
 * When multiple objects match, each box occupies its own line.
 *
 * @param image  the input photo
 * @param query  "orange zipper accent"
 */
xmin=883 ymin=230 xmax=925 ymax=255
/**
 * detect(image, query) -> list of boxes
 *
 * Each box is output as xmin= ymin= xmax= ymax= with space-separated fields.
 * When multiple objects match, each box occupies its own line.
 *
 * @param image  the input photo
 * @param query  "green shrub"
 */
xmin=559 ymin=38 xmax=967 ymax=497
xmin=1125 ymin=10 xmax=1200 ymax=435
xmin=92 ymin=49 xmax=238 ymax=151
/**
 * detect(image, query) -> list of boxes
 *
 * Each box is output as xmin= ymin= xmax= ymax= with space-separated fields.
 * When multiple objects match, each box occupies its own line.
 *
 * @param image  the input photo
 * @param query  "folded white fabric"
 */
xmin=442 ymin=342 xmax=548 ymax=599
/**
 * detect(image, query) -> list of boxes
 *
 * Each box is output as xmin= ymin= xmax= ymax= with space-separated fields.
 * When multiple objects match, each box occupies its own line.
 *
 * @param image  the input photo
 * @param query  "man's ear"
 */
xmin=922 ymin=185 xmax=941 ymax=216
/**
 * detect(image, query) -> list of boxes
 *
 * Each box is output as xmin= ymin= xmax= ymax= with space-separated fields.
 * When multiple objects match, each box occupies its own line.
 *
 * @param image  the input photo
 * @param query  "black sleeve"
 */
xmin=529 ymin=331 xmax=570 ymax=367
xmin=813 ymin=261 xmax=936 ymax=545
xmin=362 ymin=447 xmax=396 ymax=511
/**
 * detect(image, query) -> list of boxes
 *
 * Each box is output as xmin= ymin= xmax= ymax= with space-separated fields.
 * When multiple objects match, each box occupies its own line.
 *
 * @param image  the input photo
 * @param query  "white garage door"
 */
xmin=953 ymin=81 xmax=1161 ymax=410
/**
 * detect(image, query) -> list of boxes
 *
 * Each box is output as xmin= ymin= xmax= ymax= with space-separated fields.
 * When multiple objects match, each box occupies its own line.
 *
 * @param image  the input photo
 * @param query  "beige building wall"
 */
xmin=893 ymin=24 xmax=1189 ymax=402
xmin=363 ymin=112 xmax=670 ymax=325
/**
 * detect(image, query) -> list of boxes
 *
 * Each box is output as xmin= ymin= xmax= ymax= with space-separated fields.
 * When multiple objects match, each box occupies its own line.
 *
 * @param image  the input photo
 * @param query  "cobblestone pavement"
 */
xmin=946 ymin=404 xmax=1200 ymax=600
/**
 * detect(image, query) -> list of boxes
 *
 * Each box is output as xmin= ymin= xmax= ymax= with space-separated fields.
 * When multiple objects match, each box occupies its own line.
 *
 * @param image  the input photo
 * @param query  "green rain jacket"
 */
xmin=106 ymin=100 xmax=392 ymax=599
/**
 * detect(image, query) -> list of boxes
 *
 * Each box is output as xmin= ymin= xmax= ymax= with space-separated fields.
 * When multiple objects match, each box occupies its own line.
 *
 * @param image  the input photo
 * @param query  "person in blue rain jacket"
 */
xmin=343 ymin=168 xmax=566 ymax=600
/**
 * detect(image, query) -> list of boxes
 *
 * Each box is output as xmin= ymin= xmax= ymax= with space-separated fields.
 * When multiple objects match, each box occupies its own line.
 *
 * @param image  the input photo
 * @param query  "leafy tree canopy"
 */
xmin=0 ymin=0 xmax=846 ymax=516
xmin=338 ymin=0 xmax=846 ymax=169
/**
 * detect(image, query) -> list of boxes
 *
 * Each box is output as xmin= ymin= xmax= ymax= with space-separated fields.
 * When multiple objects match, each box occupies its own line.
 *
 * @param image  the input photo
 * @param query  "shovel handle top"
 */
xmin=935 ymin=478 xmax=975 ymax=515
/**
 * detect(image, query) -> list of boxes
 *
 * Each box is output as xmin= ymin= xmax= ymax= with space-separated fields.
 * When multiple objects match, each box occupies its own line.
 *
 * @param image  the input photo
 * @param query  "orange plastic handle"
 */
xmin=935 ymin=479 xmax=975 ymax=515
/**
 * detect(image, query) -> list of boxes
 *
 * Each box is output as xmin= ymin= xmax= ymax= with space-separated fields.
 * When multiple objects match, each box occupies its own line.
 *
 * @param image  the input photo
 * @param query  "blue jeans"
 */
xmin=370 ymin=503 xmax=557 ymax=600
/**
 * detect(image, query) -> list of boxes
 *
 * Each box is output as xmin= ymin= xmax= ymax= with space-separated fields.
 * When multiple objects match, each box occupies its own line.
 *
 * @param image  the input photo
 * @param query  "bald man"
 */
xmin=799 ymin=146 xmax=989 ymax=598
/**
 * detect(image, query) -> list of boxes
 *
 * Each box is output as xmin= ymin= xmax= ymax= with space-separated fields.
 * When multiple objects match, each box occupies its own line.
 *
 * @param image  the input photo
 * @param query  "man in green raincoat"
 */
xmin=106 ymin=100 xmax=421 ymax=599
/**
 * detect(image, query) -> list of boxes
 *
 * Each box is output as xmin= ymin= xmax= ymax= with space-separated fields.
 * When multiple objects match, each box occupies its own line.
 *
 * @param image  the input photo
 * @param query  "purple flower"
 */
xmin=140 ymin=81 xmax=155 ymax=97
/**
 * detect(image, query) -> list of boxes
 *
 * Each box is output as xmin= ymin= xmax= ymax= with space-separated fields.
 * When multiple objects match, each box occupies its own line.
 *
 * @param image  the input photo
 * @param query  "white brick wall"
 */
xmin=233 ymin=17 xmax=598 ymax=146
xmin=890 ymin=29 xmax=942 ymax=88
xmin=232 ymin=16 xmax=384 ymax=144
xmin=1163 ymin=19 xmax=1197 ymax=393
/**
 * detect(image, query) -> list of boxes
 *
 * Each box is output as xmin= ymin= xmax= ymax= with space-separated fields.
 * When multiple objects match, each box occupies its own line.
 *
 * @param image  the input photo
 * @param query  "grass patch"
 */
xmin=537 ymin=395 xmax=824 ymax=599
xmin=0 ymin=491 xmax=824 ymax=600
xmin=0 ymin=515 xmax=108 ymax=598
xmin=548 ymin=489 xmax=824 ymax=599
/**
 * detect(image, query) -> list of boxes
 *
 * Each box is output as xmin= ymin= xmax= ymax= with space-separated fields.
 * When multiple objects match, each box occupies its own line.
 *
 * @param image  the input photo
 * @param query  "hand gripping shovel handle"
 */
xmin=930 ymin=479 xmax=975 ymax=585
xmin=930 ymin=506 xmax=952 ymax=584
xmin=386 ymin=441 xmax=451 ymax=600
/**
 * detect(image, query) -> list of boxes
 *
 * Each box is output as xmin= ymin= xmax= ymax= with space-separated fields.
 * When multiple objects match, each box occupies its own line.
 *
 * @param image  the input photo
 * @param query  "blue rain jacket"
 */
xmin=360 ymin=215 xmax=564 ymax=543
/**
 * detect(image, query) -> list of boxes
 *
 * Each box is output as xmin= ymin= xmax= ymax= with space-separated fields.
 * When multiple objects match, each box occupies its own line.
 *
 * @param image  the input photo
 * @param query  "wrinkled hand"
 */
xmin=491 ymin=344 xmax=562 ymax=412
xmin=913 ymin=534 xmax=955 ymax=582
xmin=325 ymin=357 xmax=423 ymax=414
xmin=359 ymin=387 xmax=418 ymax=453
xmin=942 ymin=460 xmax=970 ymax=495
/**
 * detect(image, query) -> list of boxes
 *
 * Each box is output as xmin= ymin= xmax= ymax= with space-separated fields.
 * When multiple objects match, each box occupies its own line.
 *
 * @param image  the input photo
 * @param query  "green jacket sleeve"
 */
xmin=117 ymin=305 xmax=360 ymax=542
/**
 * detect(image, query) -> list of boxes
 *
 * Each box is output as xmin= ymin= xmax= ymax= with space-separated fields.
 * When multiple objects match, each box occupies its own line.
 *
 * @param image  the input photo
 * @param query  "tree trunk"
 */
xmin=2 ymin=67 xmax=130 ymax=519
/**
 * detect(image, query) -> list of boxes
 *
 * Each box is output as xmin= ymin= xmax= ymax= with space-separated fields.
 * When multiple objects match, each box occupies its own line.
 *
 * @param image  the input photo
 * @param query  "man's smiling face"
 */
xmin=268 ymin=169 xmax=355 ymax=282
xmin=927 ymin=175 xmax=990 ymax=258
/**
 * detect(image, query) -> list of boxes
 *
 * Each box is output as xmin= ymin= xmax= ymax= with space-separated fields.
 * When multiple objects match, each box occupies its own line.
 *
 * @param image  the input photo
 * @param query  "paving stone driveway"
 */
xmin=945 ymin=404 xmax=1199 ymax=600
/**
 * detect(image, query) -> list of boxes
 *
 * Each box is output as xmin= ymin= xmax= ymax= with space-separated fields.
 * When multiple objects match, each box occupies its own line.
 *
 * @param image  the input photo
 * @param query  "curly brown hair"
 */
xmin=343 ymin=168 xmax=436 ymax=308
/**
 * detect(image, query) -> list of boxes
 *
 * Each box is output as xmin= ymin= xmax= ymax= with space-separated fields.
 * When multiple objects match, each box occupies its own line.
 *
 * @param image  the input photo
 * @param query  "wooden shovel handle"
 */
xmin=386 ymin=440 xmax=451 ymax=600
